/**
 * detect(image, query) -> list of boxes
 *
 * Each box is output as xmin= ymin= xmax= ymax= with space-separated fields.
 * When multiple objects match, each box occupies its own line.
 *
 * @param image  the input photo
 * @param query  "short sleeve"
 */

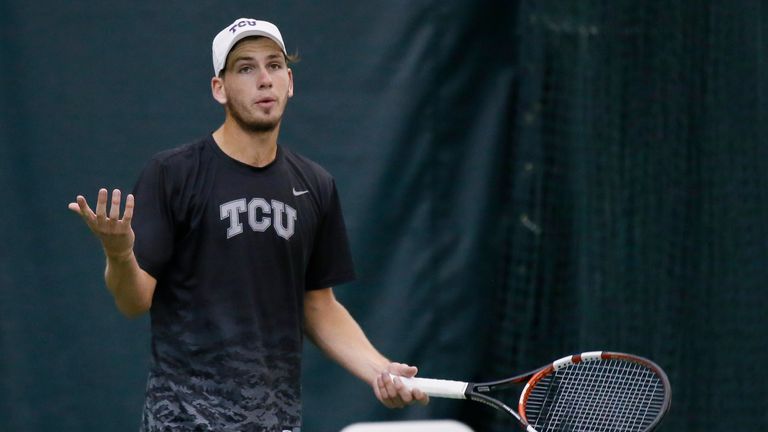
xmin=304 ymin=180 xmax=356 ymax=290
xmin=131 ymin=158 xmax=176 ymax=279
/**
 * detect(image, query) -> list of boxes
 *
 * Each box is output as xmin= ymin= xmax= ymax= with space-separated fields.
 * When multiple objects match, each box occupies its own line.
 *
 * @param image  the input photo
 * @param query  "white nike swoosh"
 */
xmin=293 ymin=188 xmax=309 ymax=196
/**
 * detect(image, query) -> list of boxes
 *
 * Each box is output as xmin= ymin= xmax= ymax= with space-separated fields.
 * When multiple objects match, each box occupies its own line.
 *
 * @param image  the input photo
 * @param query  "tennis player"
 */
xmin=68 ymin=18 xmax=427 ymax=432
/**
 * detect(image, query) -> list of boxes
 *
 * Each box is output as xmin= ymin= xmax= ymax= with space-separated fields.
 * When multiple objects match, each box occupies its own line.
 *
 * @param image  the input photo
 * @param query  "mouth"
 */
xmin=255 ymin=97 xmax=277 ymax=108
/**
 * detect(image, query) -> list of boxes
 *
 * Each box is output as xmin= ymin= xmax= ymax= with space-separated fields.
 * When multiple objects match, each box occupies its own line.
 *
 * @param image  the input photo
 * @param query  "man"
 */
xmin=68 ymin=18 xmax=427 ymax=432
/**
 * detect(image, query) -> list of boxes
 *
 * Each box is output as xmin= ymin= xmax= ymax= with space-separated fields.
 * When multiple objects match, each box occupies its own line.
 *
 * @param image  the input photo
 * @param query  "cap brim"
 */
xmin=216 ymin=30 xmax=286 ymax=75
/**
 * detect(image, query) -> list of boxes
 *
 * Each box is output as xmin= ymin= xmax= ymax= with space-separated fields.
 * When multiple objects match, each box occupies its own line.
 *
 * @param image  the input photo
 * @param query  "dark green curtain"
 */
xmin=486 ymin=2 xmax=768 ymax=431
xmin=1 ymin=2 xmax=765 ymax=432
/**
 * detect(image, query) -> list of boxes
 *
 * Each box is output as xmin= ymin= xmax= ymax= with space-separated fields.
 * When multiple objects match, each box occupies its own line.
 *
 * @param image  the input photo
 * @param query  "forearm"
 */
xmin=304 ymin=291 xmax=389 ymax=383
xmin=104 ymin=251 xmax=155 ymax=318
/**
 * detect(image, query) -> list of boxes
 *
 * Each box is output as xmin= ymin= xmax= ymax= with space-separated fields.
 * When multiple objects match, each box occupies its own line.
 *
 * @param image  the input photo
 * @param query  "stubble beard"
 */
xmin=227 ymin=98 xmax=283 ymax=133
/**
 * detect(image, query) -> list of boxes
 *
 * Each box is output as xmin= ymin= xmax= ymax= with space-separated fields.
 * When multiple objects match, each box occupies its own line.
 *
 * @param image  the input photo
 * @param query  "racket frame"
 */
xmin=398 ymin=351 xmax=671 ymax=432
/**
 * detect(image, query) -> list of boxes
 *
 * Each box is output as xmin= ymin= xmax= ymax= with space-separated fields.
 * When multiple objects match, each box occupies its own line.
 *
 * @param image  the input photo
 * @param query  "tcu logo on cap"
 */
xmin=229 ymin=19 xmax=258 ymax=34
xmin=213 ymin=18 xmax=285 ymax=75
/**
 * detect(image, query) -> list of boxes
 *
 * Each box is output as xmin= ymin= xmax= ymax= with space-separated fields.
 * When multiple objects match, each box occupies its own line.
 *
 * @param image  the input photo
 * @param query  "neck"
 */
xmin=212 ymin=118 xmax=280 ymax=168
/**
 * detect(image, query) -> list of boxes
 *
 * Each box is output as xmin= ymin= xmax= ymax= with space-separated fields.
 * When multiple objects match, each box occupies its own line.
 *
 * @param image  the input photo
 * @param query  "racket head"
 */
xmin=519 ymin=351 xmax=671 ymax=432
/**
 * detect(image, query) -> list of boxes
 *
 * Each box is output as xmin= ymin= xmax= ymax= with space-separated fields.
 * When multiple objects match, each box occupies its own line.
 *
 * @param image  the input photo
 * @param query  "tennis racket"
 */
xmin=395 ymin=351 xmax=671 ymax=432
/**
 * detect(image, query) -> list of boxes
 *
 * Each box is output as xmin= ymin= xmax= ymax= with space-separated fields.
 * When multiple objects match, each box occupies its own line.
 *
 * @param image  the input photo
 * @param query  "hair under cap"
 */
xmin=211 ymin=18 xmax=286 ymax=75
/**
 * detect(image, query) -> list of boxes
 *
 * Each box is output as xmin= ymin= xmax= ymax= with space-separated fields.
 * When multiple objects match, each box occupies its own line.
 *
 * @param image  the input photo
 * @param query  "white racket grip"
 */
xmin=390 ymin=374 xmax=468 ymax=399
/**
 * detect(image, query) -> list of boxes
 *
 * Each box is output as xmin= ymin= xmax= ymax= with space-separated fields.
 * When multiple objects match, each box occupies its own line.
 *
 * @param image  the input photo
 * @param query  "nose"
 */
xmin=256 ymin=66 xmax=273 ymax=89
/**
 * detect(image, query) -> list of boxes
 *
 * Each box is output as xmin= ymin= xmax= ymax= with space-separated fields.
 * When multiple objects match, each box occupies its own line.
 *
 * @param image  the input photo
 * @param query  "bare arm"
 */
xmin=304 ymin=288 xmax=427 ymax=408
xmin=103 ymin=249 xmax=156 ymax=318
xmin=69 ymin=188 xmax=156 ymax=317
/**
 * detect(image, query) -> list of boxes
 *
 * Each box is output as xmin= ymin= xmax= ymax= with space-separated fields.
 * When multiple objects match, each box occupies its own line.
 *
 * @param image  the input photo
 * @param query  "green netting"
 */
xmin=482 ymin=2 xmax=767 ymax=431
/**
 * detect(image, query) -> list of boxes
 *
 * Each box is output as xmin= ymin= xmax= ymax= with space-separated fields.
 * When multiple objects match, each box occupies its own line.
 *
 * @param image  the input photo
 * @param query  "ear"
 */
xmin=211 ymin=76 xmax=227 ymax=105
xmin=287 ymin=68 xmax=294 ymax=98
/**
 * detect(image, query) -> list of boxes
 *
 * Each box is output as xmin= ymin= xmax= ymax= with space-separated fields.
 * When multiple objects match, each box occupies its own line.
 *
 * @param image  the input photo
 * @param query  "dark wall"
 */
xmin=1 ymin=2 xmax=766 ymax=432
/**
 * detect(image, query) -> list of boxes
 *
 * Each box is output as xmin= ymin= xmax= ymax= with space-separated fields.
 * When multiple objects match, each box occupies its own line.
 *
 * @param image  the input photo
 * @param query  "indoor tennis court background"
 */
xmin=1 ymin=1 xmax=765 ymax=431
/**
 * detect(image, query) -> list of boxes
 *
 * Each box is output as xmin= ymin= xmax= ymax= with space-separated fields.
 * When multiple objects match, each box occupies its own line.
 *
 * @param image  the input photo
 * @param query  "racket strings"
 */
xmin=524 ymin=359 xmax=666 ymax=431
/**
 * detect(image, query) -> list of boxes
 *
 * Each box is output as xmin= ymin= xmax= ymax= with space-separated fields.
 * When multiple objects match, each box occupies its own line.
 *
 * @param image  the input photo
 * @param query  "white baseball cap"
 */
xmin=212 ymin=18 xmax=286 ymax=76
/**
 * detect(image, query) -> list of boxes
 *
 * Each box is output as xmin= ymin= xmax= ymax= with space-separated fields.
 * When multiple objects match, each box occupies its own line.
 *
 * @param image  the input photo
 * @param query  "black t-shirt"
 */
xmin=131 ymin=135 xmax=355 ymax=432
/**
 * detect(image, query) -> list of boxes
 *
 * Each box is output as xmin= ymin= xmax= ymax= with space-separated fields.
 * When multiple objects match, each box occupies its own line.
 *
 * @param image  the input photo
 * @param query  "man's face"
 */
xmin=217 ymin=37 xmax=294 ymax=133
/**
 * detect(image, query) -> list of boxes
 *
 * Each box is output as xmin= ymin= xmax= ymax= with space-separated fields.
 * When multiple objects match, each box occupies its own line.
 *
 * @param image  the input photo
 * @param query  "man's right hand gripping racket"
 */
xmin=396 ymin=351 xmax=671 ymax=432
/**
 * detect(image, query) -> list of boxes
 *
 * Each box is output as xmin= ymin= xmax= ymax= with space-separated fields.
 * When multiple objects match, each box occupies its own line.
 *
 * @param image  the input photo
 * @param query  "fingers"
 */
xmin=392 ymin=376 xmax=414 ymax=404
xmin=70 ymin=189 xmax=133 ymax=223
xmin=376 ymin=372 xmax=418 ymax=409
xmin=391 ymin=363 xmax=418 ymax=378
xmin=68 ymin=195 xmax=87 ymax=215
xmin=69 ymin=195 xmax=95 ymax=220
xmin=373 ymin=376 xmax=384 ymax=402
xmin=95 ymin=188 xmax=108 ymax=221
xmin=391 ymin=363 xmax=429 ymax=405
xmin=109 ymin=189 xmax=121 ymax=220
xmin=123 ymin=194 xmax=135 ymax=224
xmin=413 ymin=388 xmax=429 ymax=406
xmin=376 ymin=374 xmax=397 ymax=409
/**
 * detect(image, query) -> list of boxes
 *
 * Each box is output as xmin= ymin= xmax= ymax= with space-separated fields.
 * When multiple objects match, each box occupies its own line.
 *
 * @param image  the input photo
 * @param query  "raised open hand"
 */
xmin=68 ymin=188 xmax=135 ymax=260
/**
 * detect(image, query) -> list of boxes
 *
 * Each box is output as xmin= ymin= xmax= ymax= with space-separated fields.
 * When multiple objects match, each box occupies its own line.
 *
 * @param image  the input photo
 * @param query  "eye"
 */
xmin=268 ymin=62 xmax=283 ymax=70
xmin=238 ymin=65 xmax=254 ymax=74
